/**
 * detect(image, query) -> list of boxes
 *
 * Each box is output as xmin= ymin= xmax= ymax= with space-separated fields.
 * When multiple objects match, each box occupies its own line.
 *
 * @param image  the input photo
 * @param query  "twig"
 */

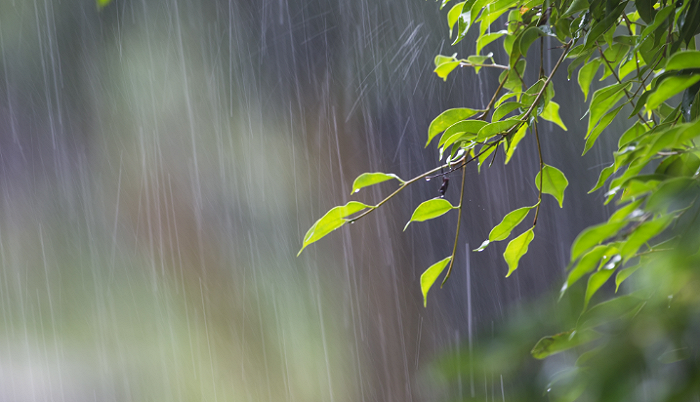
xmin=442 ymin=155 xmax=468 ymax=286
xmin=459 ymin=61 xmax=510 ymax=70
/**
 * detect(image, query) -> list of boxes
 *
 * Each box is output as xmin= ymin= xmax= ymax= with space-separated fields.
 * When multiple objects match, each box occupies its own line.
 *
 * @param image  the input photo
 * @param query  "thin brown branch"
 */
xmin=442 ymin=156 xmax=468 ymax=287
xmin=533 ymin=122 xmax=544 ymax=226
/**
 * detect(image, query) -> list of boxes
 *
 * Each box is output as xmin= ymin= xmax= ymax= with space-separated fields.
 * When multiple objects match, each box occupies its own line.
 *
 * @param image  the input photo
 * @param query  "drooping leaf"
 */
xmin=562 ymin=0 xmax=589 ymax=18
xmin=645 ymin=75 xmax=700 ymax=111
xmin=618 ymin=121 xmax=647 ymax=148
xmin=584 ymin=260 xmax=619 ymax=310
xmin=519 ymin=26 xmax=546 ymax=58
xmin=427 ymin=108 xmax=481 ymax=146
xmin=531 ymin=329 xmax=600 ymax=359
xmin=298 ymin=201 xmax=373 ymax=256
xmin=351 ymin=172 xmax=405 ymax=194
xmin=577 ymin=292 xmax=649 ymax=331
xmin=570 ymin=220 xmax=627 ymax=261
xmin=578 ymin=59 xmax=601 ymax=101
xmin=587 ymin=82 xmax=632 ymax=137
xmin=447 ymin=2 xmax=467 ymax=38
xmin=476 ymin=30 xmax=507 ymax=55
xmin=635 ymin=0 xmax=656 ymax=23
xmin=505 ymin=123 xmax=528 ymax=164
xmin=535 ymin=165 xmax=569 ymax=208
xmin=489 ymin=204 xmax=536 ymax=242
xmin=420 ymin=256 xmax=452 ymax=307
xmin=615 ymin=264 xmax=641 ymax=291
xmin=492 ymin=102 xmax=522 ymax=122
xmin=435 ymin=61 xmax=462 ymax=81
xmin=540 ymin=101 xmax=567 ymax=131
xmin=404 ymin=198 xmax=457 ymax=231
xmin=504 ymin=228 xmax=535 ymax=277
xmin=584 ymin=105 xmax=624 ymax=154
xmin=589 ymin=164 xmax=614 ymax=193
xmin=583 ymin=2 xmax=628 ymax=48
xmin=565 ymin=245 xmax=618 ymax=291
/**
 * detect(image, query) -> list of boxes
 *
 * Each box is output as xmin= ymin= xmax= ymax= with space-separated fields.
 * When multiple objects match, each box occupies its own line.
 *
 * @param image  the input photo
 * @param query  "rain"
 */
xmin=0 ymin=0 xmax=637 ymax=401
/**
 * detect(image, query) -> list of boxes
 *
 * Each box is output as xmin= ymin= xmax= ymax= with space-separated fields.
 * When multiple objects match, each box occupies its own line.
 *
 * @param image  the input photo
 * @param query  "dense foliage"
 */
xmin=300 ymin=0 xmax=700 ymax=399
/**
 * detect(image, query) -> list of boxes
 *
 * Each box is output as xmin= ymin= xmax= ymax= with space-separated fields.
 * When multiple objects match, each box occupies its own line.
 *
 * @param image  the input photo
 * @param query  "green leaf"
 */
xmin=489 ymin=205 xmax=536 ymax=242
xmin=584 ymin=261 xmax=619 ymax=310
xmin=298 ymin=201 xmax=372 ymax=256
xmin=584 ymin=1 xmax=628 ymax=48
xmin=519 ymin=27 xmax=546 ymax=58
xmin=531 ymin=329 xmax=600 ymax=359
xmin=665 ymin=50 xmax=700 ymax=71
xmin=587 ymin=82 xmax=632 ymax=138
xmin=540 ymin=101 xmax=567 ymax=131
xmin=351 ymin=172 xmax=405 ymax=194
xmin=404 ymin=198 xmax=457 ymax=231
xmin=505 ymin=123 xmax=528 ymax=164
xmin=477 ymin=118 xmax=521 ymax=141
xmin=635 ymin=0 xmax=656 ymax=23
xmin=578 ymin=59 xmax=601 ymax=101
xmin=589 ymin=164 xmax=614 ymax=193
xmin=615 ymin=264 xmax=640 ymax=291
xmin=619 ymin=215 xmax=673 ymax=261
xmin=646 ymin=75 xmax=700 ymax=111
xmin=492 ymin=102 xmax=522 ymax=122
xmin=504 ymin=228 xmax=534 ymax=277
xmin=535 ymin=165 xmax=568 ymax=208
xmin=97 ymin=0 xmax=112 ymax=9
xmin=565 ymin=245 xmax=618 ymax=292
xmin=577 ymin=292 xmax=649 ymax=330
xmin=562 ymin=0 xmax=589 ymax=18
xmin=427 ymin=108 xmax=481 ymax=146
xmin=609 ymin=199 xmax=644 ymax=222
xmin=435 ymin=61 xmax=462 ymax=82
xmin=618 ymin=121 xmax=647 ymax=148
xmin=447 ymin=2 xmax=466 ymax=38
xmin=438 ymin=120 xmax=488 ymax=148
xmin=583 ymin=105 xmax=624 ymax=155
xmin=420 ymin=256 xmax=452 ymax=307
xmin=570 ymin=220 xmax=627 ymax=261
xmin=476 ymin=30 xmax=506 ymax=55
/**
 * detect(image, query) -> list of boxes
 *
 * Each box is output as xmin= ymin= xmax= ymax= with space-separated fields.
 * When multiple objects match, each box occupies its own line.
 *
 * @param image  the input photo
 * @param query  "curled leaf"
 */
xmin=421 ymin=256 xmax=452 ymax=307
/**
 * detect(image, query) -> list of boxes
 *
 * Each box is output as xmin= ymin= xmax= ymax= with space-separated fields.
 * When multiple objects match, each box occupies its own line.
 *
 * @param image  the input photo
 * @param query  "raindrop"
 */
xmin=425 ymin=177 xmax=431 ymax=181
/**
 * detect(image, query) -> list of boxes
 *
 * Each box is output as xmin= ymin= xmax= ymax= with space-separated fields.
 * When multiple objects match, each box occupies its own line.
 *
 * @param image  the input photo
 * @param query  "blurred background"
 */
xmin=0 ymin=0 xmax=632 ymax=400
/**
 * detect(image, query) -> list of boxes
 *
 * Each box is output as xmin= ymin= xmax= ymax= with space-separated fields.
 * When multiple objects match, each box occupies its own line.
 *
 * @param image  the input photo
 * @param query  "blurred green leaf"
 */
xmin=570 ymin=220 xmax=627 ymax=261
xmin=97 ymin=0 xmax=112 ymax=9
xmin=535 ymin=165 xmax=568 ymax=208
xmin=584 ymin=259 xmax=619 ymax=309
xmin=504 ymin=228 xmax=534 ymax=277
xmin=619 ymin=215 xmax=673 ymax=261
xmin=404 ymin=198 xmax=456 ymax=231
xmin=589 ymin=164 xmax=614 ymax=193
xmin=421 ymin=256 xmax=452 ymax=307
xmin=531 ymin=329 xmax=600 ymax=359
xmin=298 ymin=201 xmax=373 ymax=256
xmin=615 ymin=264 xmax=640 ymax=291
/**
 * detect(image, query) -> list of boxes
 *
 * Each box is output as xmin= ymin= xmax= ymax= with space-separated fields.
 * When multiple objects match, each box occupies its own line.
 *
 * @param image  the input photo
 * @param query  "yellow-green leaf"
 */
xmin=420 ymin=256 xmax=452 ymax=307
xmin=665 ymin=50 xmax=700 ymax=70
xmin=427 ymin=108 xmax=481 ymax=146
xmin=646 ymin=75 xmax=700 ymax=111
xmin=505 ymin=123 xmax=528 ymax=164
xmin=298 ymin=201 xmax=372 ymax=256
xmin=489 ymin=204 xmax=536 ymax=242
xmin=535 ymin=165 xmax=568 ymax=208
xmin=531 ymin=329 xmax=600 ymax=359
xmin=570 ymin=220 xmax=627 ymax=261
xmin=404 ymin=198 xmax=456 ymax=231
xmin=540 ymin=101 xmax=567 ymax=131
xmin=351 ymin=172 xmax=404 ymax=194
xmin=504 ymin=228 xmax=534 ymax=277
xmin=435 ymin=61 xmax=461 ymax=82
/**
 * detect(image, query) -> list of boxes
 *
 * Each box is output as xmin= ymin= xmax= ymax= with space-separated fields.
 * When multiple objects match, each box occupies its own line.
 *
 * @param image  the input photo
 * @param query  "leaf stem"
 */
xmin=533 ymin=121 xmax=544 ymax=226
xmin=442 ymin=156 xmax=468 ymax=287
xmin=459 ymin=61 xmax=510 ymax=70
xmin=596 ymin=44 xmax=652 ymax=129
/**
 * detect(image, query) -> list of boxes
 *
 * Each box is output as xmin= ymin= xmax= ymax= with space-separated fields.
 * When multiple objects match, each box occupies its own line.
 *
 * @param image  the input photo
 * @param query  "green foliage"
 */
xmin=300 ymin=0 xmax=700 ymax=396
